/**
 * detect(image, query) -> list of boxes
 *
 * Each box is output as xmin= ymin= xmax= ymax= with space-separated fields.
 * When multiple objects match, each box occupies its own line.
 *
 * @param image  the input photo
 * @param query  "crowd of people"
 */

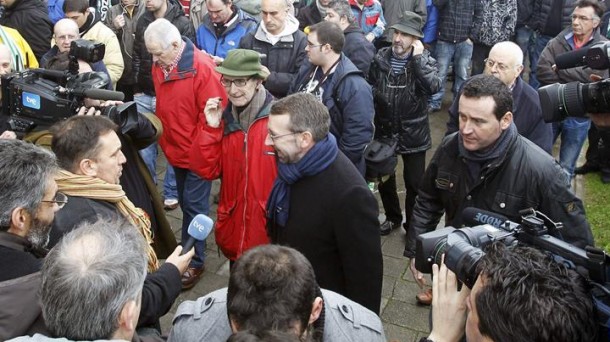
xmin=0 ymin=0 xmax=608 ymax=339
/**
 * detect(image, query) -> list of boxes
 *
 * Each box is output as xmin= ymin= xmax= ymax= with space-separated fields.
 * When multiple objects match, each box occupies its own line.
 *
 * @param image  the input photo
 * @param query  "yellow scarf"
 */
xmin=55 ymin=169 xmax=160 ymax=272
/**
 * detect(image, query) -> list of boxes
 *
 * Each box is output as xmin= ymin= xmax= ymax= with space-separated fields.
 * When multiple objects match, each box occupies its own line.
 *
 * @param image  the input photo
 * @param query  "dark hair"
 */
xmin=475 ymin=243 xmax=597 ymax=342
xmin=63 ymin=0 xmax=89 ymax=13
xmin=46 ymin=51 xmax=71 ymax=70
xmin=227 ymin=330 xmax=312 ymax=342
xmin=574 ymin=0 xmax=605 ymax=19
xmin=308 ymin=21 xmax=344 ymax=54
xmin=327 ymin=0 xmax=355 ymax=24
xmin=0 ymin=140 xmax=57 ymax=231
xmin=227 ymin=245 xmax=318 ymax=337
xmin=460 ymin=74 xmax=513 ymax=120
xmin=269 ymin=93 xmax=330 ymax=142
xmin=51 ymin=115 xmax=118 ymax=173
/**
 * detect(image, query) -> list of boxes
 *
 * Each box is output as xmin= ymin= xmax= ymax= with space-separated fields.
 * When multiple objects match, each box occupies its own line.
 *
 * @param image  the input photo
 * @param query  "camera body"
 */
xmin=538 ymin=41 xmax=610 ymax=122
xmin=0 ymin=39 xmax=115 ymax=133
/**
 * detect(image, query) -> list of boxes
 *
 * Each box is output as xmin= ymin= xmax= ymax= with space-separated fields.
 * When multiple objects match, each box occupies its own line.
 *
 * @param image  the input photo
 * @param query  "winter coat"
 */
xmin=239 ymin=17 xmax=307 ymax=97
xmin=105 ymin=3 xmax=146 ymax=85
xmin=343 ymin=22 xmax=375 ymax=74
xmin=433 ymin=0 xmax=479 ymax=43
xmin=537 ymin=27 xmax=609 ymax=86
xmin=0 ymin=0 xmax=52 ymax=61
xmin=470 ymin=0 xmax=517 ymax=47
xmin=404 ymin=131 xmax=594 ymax=257
xmin=369 ymin=47 xmax=441 ymax=154
xmin=296 ymin=1 xmax=322 ymax=30
xmin=0 ymin=25 xmax=38 ymax=68
xmin=516 ymin=0 xmax=536 ymax=28
xmin=422 ymin=0 xmax=438 ymax=44
xmin=190 ymin=92 xmax=276 ymax=261
xmin=133 ymin=0 xmax=196 ymax=95
xmin=530 ymin=0 xmax=574 ymax=35
xmin=196 ymin=7 xmax=258 ymax=58
xmin=348 ymin=0 xmax=387 ymax=38
xmin=152 ymin=37 xmax=227 ymax=168
xmin=446 ymin=77 xmax=553 ymax=154
xmin=290 ymin=54 xmax=375 ymax=175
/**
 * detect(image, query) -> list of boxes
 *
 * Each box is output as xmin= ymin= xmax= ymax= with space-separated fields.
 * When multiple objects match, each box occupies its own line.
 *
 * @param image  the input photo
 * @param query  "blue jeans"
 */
xmin=528 ymin=33 xmax=552 ymax=89
xmin=514 ymin=26 xmax=533 ymax=60
xmin=553 ymin=117 xmax=591 ymax=178
xmin=134 ymin=94 xmax=178 ymax=200
xmin=174 ymin=166 xmax=211 ymax=268
xmin=429 ymin=39 xmax=473 ymax=108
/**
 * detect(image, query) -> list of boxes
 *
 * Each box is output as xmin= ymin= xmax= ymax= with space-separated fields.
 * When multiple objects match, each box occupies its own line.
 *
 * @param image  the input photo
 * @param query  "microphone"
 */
xmin=555 ymin=48 xmax=589 ymax=70
xmin=77 ymin=88 xmax=125 ymax=101
xmin=462 ymin=207 xmax=509 ymax=229
xmin=181 ymin=214 xmax=214 ymax=255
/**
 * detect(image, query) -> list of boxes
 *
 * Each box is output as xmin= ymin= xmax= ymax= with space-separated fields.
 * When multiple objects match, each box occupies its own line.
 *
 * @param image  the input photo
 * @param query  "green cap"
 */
xmin=215 ymin=49 xmax=269 ymax=79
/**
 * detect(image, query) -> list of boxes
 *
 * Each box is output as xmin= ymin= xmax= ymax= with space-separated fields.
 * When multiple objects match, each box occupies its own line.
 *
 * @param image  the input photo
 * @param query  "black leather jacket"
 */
xmin=404 ymin=131 xmax=594 ymax=257
xmin=368 ymin=47 xmax=441 ymax=154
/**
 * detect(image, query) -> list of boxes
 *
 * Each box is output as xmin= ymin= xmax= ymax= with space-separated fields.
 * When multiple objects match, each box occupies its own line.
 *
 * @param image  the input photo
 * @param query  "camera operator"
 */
xmin=405 ymin=74 xmax=594 ymax=304
xmin=422 ymin=243 xmax=597 ymax=342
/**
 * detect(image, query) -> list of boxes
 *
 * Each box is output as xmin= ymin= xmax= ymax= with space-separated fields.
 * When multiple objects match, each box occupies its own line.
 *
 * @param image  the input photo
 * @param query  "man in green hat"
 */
xmin=190 ymin=48 xmax=277 ymax=264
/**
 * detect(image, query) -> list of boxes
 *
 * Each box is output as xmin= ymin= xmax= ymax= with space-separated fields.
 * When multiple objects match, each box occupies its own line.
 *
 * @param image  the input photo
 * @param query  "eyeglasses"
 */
xmin=267 ymin=131 xmax=301 ymax=142
xmin=571 ymin=14 xmax=599 ymax=22
xmin=42 ymin=192 xmax=68 ymax=209
xmin=307 ymin=41 xmax=325 ymax=48
xmin=484 ymin=58 xmax=511 ymax=72
xmin=56 ymin=34 xmax=77 ymax=41
xmin=220 ymin=76 xmax=251 ymax=88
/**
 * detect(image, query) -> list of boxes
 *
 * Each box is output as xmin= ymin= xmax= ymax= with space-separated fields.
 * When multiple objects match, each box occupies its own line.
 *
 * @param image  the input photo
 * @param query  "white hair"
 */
xmin=144 ymin=18 xmax=181 ymax=50
xmin=491 ymin=41 xmax=524 ymax=67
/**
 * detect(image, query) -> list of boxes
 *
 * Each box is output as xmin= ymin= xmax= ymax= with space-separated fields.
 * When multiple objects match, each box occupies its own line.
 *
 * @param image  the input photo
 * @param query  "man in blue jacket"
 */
xmin=289 ymin=21 xmax=374 ymax=175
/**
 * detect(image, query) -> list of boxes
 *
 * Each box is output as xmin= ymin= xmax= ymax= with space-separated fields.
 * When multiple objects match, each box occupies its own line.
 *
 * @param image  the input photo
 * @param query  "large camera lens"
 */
xmin=538 ymin=82 xmax=585 ymax=122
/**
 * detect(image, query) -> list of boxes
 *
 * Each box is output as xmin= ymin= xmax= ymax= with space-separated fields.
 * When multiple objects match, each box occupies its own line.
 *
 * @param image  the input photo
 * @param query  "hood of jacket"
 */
xmin=254 ymin=14 xmax=299 ymax=43
xmin=344 ymin=22 xmax=364 ymax=35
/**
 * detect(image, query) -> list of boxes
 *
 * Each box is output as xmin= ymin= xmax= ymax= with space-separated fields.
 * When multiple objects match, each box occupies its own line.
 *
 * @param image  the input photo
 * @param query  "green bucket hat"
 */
xmin=215 ymin=49 xmax=269 ymax=79
xmin=391 ymin=11 xmax=424 ymax=38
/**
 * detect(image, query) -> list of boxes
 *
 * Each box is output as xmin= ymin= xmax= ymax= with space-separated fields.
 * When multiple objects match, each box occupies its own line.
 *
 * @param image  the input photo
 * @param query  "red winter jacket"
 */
xmin=152 ymin=38 xmax=227 ymax=168
xmin=190 ymin=92 xmax=277 ymax=260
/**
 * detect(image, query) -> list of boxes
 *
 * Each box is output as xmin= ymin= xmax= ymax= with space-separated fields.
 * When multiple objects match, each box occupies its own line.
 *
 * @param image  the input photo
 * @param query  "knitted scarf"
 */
xmin=266 ymin=134 xmax=338 ymax=229
xmin=55 ymin=169 xmax=159 ymax=272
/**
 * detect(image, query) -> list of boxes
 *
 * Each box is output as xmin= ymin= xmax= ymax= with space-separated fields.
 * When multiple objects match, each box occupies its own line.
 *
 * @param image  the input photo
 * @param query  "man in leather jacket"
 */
xmin=405 ymin=75 xmax=593 ymax=301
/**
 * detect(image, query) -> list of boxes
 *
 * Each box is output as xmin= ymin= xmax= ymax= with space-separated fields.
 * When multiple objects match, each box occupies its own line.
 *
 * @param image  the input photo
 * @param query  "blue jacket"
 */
xmin=196 ymin=7 xmax=258 ymax=58
xmin=289 ymin=54 xmax=374 ymax=175
xmin=446 ymin=77 xmax=553 ymax=154
xmin=422 ymin=0 xmax=438 ymax=44
xmin=47 ymin=0 xmax=64 ymax=24
xmin=348 ymin=0 xmax=386 ymax=39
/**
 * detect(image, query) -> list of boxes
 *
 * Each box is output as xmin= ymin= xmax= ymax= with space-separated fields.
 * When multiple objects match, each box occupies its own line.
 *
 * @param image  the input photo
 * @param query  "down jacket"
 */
xmin=133 ymin=0 xmax=196 ymax=95
xmin=196 ymin=7 xmax=258 ymax=58
xmin=348 ymin=0 xmax=386 ymax=38
xmin=0 ymin=0 xmax=52 ymax=61
xmin=404 ymin=131 xmax=594 ymax=257
xmin=368 ymin=47 xmax=441 ymax=154
xmin=105 ymin=2 xmax=146 ymax=85
xmin=151 ymin=37 xmax=227 ymax=168
xmin=190 ymin=92 xmax=277 ymax=261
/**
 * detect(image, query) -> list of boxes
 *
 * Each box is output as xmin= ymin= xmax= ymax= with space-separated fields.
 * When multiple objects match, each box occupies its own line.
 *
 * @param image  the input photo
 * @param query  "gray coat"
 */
xmin=168 ymin=288 xmax=386 ymax=342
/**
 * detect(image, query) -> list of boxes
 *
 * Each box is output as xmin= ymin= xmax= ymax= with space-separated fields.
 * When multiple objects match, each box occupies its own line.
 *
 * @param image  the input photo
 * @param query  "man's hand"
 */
xmin=212 ymin=56 xmax=224 ymax=66
xmin=0 ymin=130 xmax=17 ymax=139
xmin=412 ymin=40 xmax=424 ymax=56
xmin=78 ymin=100 xmax=125 ymax=116
xmin=365 ymin=33 xmax=375 ymax=42
xmin=165 ymin=245 xmax=195 ymax=274
xmin=410 ymin=258 xmax=427 ymax=288
xmin=427 ymin=260 xmax=470 ymax=342
xmin=113 ymin=14 xmax=125 ymax=29
xmin=204 ymin=97 xmax=223 ymax=128
xmin=590 ymin=113 xmax=610 ymax=129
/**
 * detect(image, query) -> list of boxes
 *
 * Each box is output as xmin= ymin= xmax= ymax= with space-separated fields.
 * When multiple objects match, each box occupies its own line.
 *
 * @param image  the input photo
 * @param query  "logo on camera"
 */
xmin=22 ymin=92 xmax=41 ymax=110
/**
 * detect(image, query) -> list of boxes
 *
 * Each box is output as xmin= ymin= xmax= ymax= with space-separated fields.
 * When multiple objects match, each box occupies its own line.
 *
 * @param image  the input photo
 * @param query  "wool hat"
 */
xmin=215 ymin=49 xmax=270 ymax=79
xmin=391 ymin=11 xmax=424 ymax=38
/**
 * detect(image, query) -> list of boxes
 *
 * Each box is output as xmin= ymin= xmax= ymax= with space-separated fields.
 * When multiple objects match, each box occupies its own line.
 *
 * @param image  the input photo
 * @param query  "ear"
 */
xmin=229 ymin=318 xmax=240 ymax=333
xmin=308 ymin=297 xmax=323 ymax=324
xmin=500 ymin=112 xmax=513 ymax=130
xmin=299 ymin=131 xmax=315 ymax=149
xmin=7 ymin=207 xmax=30 ymax=237
xmin=78 ymin=158 xmax=98 ymax=178
xmin=516 ymin=64 xmax=524 ymax=75
xmin=116 ymin=300 xmax=138 ymax=338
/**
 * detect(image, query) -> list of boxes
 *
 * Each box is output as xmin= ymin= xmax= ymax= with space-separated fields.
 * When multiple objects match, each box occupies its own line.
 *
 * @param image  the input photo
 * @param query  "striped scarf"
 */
xmin=0 ymin=26 xmax=24 ymax=71
xmin=55 ymin=169 xmax=159 ymax=272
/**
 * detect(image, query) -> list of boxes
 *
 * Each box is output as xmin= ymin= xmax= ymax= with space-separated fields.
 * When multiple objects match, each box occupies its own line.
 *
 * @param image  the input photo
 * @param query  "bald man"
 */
xmin=446 ymin=41 xmax=553 ymax=153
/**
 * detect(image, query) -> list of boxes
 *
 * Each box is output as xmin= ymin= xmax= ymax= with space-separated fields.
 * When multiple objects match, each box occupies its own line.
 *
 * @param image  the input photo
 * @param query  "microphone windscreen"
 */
xmin=82 ymin=88 xmax=125 ymax=101
xmin=462 ymin=207 xmax=509 ymax=228
xmin=187 ymin=214 xmax=214 ymax=241
xmin=555 ymin=49 xmax=589 ymax=70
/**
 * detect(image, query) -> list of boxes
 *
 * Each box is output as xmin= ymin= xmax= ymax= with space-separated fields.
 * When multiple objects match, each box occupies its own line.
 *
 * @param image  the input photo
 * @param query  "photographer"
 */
xmin=406 ymin=75 xmax=593 ymax=304
xmin=422 ymin=243 xmax=597 ymax=342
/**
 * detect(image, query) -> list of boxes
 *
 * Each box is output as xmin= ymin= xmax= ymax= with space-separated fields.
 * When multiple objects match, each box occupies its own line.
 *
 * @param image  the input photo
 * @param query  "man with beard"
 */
xmin=0 ymin=140 xmax=61 ymax=340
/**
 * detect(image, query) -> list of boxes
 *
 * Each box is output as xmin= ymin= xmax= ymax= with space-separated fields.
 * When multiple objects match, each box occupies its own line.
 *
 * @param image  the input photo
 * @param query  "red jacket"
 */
xmin=152 ymin=38 xmax=227 ymax=168
xmin=190 ymin=92 xmax=277 ymax=260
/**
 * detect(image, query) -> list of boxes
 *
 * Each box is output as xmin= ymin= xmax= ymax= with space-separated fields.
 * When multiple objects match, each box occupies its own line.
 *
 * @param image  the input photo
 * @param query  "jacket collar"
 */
xmin=222 ymin=90 xmax=274 ymax=134
xmin=160 ymin=37 xmax=198 ymax=82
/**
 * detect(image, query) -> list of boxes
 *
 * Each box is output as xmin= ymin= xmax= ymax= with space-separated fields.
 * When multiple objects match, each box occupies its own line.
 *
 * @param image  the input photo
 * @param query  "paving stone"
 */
xmin=382 ymin=275 xmax=396 ymax=298
xmin=383 ymin=323 xmax=420 ymax=342
xmin=381 ymin=299 xmax=430 ymax=332
xmin=383 ymin=255 xmax=409 ymax=277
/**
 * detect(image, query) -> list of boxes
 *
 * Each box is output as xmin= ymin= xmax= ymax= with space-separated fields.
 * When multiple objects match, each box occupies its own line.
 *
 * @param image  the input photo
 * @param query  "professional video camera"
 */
xmin=415 ymin=207 xmax=610 ymax=340
xmin=0 ymin=39 xmax=126 ymax=133
xmin=538 ymin=41 xmax=610 ymax=122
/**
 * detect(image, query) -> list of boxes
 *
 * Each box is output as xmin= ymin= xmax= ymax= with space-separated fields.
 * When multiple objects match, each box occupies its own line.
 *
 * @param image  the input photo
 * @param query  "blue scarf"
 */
xmin=266 ymin=134 xmax=338 ymax=228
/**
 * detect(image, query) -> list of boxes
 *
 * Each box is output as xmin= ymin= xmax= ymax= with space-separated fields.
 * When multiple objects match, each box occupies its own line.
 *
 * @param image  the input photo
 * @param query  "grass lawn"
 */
xmin=585 ymin=174 xmax=610 ymax=252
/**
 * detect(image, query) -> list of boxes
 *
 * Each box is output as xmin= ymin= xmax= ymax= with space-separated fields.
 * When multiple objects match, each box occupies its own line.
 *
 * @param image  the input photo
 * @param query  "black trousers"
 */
xmin=378 ymin=152 xmax=426 ymax=227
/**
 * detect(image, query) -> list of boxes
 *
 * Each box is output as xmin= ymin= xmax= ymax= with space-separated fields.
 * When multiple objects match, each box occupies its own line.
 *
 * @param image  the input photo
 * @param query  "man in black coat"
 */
xmin=368 ymin=11 xmax=440 ymax=237
xmin=265 ymin=93 xmax=383 ymax=315
xmin=0 ymin=0 xmax=53 ymax=61
xmin=0 ymin=140 xmax=59 ymax=340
